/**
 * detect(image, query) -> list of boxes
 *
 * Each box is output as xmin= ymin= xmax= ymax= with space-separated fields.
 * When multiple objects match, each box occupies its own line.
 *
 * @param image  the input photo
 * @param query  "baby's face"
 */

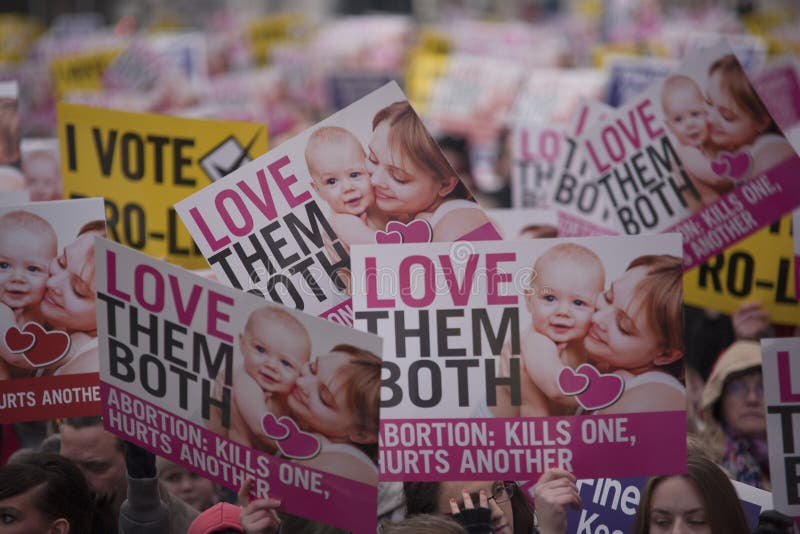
xmin=310 ymin=138 xmax=373 ymax=216
xmin=528 ymin=259 xmax=603 ymax=344
xmin=240 ymin=318 xmax=310 ymax=395
xmin=664 ymin=86 xmax=708 ymax=147
xmin=0 ymin=227 xmax=55 ymax=309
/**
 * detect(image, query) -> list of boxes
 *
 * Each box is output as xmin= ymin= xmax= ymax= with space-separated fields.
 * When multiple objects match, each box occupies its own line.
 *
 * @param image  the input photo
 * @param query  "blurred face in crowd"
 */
xmin=0 ymin=485 xmax=67 ymax=534
xmin=720 ymin=368 xmax=766 ymax=438
xmin=59 ymin=424 xmax=127 ymax=514
xmin=647 ymin=476 xmax=711 ymax=534
xmin=159 ymin=463 xmax=217 ymax=511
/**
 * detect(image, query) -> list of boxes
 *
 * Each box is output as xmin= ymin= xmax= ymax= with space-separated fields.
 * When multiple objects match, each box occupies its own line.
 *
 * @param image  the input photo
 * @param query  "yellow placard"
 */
xmin=684 ymin=216 xmax=799 ymax=325
xmin=50 ymin=48 xmax=124 ymax=99
xmin=405 ymin=50 xmax=449 ymax=115
xmin=246 ymin=13 xmax=305 ymax=66
xmin=58 ymin=103 xmax=268 ymax=269
xmin=0 ymin=15 xmax=42 ymax=64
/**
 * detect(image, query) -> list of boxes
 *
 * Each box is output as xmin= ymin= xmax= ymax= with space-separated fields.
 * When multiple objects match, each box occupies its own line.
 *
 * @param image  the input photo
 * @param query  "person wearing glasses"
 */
xmin=700 ymin=340 xmax=770 ymax=489
xmin=402 ymin=469 xmax=581 ymax=534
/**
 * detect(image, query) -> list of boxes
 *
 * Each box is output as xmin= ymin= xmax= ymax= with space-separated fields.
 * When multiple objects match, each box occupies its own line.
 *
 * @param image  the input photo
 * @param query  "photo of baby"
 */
xmin=210 ymin=304 xmax=381 ymax=486
xmin=659 ymin=51 xmax=796 ymax=209
xmin=0 ymin=200 xmax=106 ymax=380
xmin=491 ymin=240 xmax=685 ymax=419
xmin=303 ymin=97 xmax=500 ymax=250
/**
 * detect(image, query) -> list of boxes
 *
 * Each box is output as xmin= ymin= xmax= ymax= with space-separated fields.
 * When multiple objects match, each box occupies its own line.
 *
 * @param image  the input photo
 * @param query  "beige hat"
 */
xmin=701 ymin=340 xmax=763 ymax=412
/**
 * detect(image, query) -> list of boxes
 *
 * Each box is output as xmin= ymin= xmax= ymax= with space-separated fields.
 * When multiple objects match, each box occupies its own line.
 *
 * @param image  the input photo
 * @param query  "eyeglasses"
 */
xmin=488 ymin=482 xmax=516 ymax=504
xmin=724 ymin=379 xmax=764 ymax=398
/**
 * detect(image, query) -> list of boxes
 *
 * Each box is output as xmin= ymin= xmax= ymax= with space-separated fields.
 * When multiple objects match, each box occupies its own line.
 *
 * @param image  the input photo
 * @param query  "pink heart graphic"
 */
xmin=275 ymin=416 xmax=321 ymax=460
xmin=20 ymin=322 xmax=71 ymax=368
xmin=721 ymin=151 xmax=751 ymax=181
xmin=557 ymin=367 xmax=589 ymax=396
xmin=385 ymin=219 xmax=432 ymax=244
xmin=4 ymin=326 xmax=35 ymax=353
xmin=261 ymin=413 xmax=290 ymax=440
xmin=710 ymin=158 xmax=730 ymax=177
xmin=574 ymin=363 xmax=624 ymax=411
xmin=375 ymin=230 xmax=402 ymax=244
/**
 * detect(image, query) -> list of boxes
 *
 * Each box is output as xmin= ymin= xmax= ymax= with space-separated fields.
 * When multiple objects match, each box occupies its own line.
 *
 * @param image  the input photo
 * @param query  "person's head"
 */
xmin=585 ymin=254 xmax=684 ymax=376
xmin=518 ymin=224 xmax=558 ymax=239
xmin=661 ymin=75 xmax=709 ymax=148
xmin=157 ymin=458 xmax=217 ymax=511
xmin=0 ymin=210 xmax=57 ymax=310
xmin=239 ymin=307 xmax=311 ymax=395
xmin=58 ymin=417 xmax=127 ymax=516
xmin=366 ymin=101 xmax=472 ymax=217
xmin=305 ymin=126 xmax=373 ymax=216
xmin=0 ymin=451 xmax=93 ymax=534
xmin=702 ymin=341 xmax=765 ymax=438
xmin=632 ymin=455 xmax=750 ymax=534
xmin=288 ymin=344 xmax=380 ymax=445
xmin=186 ymin=502 xmax=243 ymax=534
xmin=22 ymin=149 xmax=61 ymax=202
xmin=403 ymin=480 xmax=534 ymax=534
xmin=706 ymin=53 xmax=774 ymax=151
xmin=379 ymin=514 xmax=467 ymax=534
xmin=527 ymin=243 xmax=605 ymax=344
xmin=40 ymin=220 xmax=106 ymax=334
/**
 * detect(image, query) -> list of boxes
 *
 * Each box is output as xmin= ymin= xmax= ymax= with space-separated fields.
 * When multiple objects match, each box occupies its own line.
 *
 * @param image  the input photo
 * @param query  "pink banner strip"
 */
xmin=460 ymin=221 xmax=503 ymax=241
xmin=556 ymin=211 xmax=619 ymax=237
xmin=667 ymin=157 xmax=800 ymax=270
xmin=379 ymin=413 xmax=686 ymax=483
xmin=320 ymin=298 xmax=353 ymax=326
xmin=101 ymin=384 xmax=376 ymax=533
xmin=0 ymin=373 xmax=100 ymax=423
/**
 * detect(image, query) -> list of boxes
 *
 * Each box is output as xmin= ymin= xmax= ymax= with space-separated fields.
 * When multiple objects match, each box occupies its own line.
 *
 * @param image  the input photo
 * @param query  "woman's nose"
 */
xmin=369 ymin=167 xmax=387 ymax=187
xmin=488 ymin=499 xmax=504 ymax=523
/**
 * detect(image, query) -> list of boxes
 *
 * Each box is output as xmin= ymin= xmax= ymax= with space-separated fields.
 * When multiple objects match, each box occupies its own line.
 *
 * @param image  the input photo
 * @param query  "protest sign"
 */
xmin=58 ymin=103 xmax=267 ymax=269
xmin=761 ymin=336 xmax=800 ymax=529
xmin=246 ymin=13 xmax=305 ymax=66
xmin=545 ymin=99 xmax=620 ymax=237
xmin=754 ymin=58 xmax=800 ymax=154
xmin=511 ymin=123 xmax=564 ymax=208
xmin=0 ymin=198 xmax=105 ymax=423
xmin=794 ymin=210 xmax=800 ymax=299
xmin=583 ymin=42 xmax=800 ymax=270
xmin=507 ymin=69 xmax=608 ymax=127
xmin=425 ymin=53 xmax=524 ymax=141
xmin=326 ymin=72 xmax=395 ymax=111
xmin=96 ymin=238 xmax=382 ymax=533
xmin=177 ymin=82 xmax=499 ymax=325
xmin=684 ymin=215 xmax=798 ymax=325
xmin=0 ymin=81 xmax=20 ymax=169
xmin=352 ymin=233 xmax=686 ymax=482
xmin=50 ymin=47 xmax=123 ymax=99
xmin=605 ymin=56 xmax=676 ymax=108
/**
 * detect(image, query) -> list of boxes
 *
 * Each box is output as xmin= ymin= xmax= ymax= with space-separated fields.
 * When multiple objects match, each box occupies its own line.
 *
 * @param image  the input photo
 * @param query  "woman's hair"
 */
xmin=75 ymin=219 xmax=107 ymax=296
xmin=331 ymin=344 xmax=381 ymax=458
xmin=632 ymin=455 xmax=750 ymax=534
xmin=403 ymin=481 xmax=535 ymax=534
xmin=379 ymin=514 xmax=467 ymax=534
xmin=709 ymin=54 xmax=775 ymax=134
xmin=627 ymin=254 xmax=684 ymax=378
xmin=372 ymin=101 xmax=473 ymax=201
xmin=0 ymin=451 xmax=95 ymax=533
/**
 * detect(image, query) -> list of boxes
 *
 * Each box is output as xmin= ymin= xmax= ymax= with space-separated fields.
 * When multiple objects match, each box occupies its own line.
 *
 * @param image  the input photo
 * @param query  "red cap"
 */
xmin=187 ymin=502 xmax=244 ymax=534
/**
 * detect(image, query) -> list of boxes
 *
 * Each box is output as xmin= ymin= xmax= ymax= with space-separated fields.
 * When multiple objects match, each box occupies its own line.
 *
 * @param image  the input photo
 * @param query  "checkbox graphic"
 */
xmin=199 ymin=132 xmax=260 ymax=182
